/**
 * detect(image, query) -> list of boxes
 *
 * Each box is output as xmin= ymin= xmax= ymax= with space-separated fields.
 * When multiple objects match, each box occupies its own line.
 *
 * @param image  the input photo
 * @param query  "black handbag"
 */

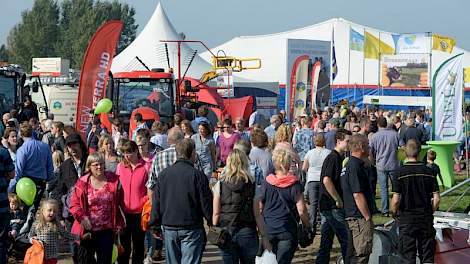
xmin=275 ymin=188 xmax=313 ymax=248
xmin=207 ymin=182 xmax=246 ymax=249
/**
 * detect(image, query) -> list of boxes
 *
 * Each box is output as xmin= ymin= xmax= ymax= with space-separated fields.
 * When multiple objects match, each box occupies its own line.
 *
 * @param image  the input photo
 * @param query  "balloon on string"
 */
xmin=16 ymin=178 xmax=37 ymax=206
xmin=94 ymin=98 xmax=113 ymax=114
xmin=112 ymin=244 xmax=118 ymax=263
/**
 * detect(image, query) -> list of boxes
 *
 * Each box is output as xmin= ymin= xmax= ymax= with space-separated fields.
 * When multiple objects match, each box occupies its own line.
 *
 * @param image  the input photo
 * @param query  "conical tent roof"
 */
xmin=111 ymin=3 xmax=211 ymax=78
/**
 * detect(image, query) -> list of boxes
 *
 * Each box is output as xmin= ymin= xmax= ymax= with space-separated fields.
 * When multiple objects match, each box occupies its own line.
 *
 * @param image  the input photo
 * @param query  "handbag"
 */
xmin=275 ymin=188 xmax=313 ymax=248
xmin=207 ymin=182 xmax=246 ymax=249
xmin=24 ymin=239 xmax=44 ymax=264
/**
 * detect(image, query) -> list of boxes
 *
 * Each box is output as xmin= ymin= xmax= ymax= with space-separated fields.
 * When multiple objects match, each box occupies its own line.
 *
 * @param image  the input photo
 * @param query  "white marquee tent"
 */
xmin=111 ymin=3 xmax=211 ymax=78
xmin=200 ymin=18 xmax=470 ymax=87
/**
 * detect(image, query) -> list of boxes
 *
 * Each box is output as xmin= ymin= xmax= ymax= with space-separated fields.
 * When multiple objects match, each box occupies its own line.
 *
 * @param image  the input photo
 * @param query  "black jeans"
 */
xmin=118 ymin=213 xmax=145 ymax=264
xmin=267 ymin=229 xmax=298 ymax=264
xmin=399 ymin=216 xmax=436 ymax=264
xmin=76 ymin=229 xmax=114 ymax=264
xmin=0 ymin=214 xmax=10 ymax=264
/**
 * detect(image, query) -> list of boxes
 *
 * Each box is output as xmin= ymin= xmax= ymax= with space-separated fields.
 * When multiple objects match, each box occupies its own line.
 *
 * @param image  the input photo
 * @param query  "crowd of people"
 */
xmin=0 ymin=102 xmax=444 ymax=264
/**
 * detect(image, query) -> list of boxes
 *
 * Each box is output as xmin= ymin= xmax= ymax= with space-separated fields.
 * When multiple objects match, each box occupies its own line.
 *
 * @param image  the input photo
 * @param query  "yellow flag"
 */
xmin=364 ymin=31 xmax=394 ymax=59
xmin=464 ymin=68 xmax=470 ymax=83
xmin=432 ymin=34 xmax=456 ymax=53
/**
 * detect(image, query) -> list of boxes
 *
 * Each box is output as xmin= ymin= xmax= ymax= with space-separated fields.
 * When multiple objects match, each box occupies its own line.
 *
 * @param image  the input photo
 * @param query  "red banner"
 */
xmin=75 ymin=20 xmax=123 ymax=137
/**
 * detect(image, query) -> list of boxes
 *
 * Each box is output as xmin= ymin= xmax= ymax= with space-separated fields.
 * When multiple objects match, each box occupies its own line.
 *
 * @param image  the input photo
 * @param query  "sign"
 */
xmin=380 ymin=54 xmax=430 ymax=87
xmin=216 ymin=69 xmax=234 ymax=97
xmin=32 ymin=58 xmax=70 ymax=77
xmin=432 ymin=53 xmax=463 ymax=141
xmin=394 ymin=33 xmax=431 ymax=54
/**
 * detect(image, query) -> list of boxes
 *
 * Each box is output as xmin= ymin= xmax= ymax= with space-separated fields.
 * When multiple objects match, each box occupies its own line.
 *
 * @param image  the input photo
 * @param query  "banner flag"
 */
xmin=75 ymin=21 xmax=124 ymax=137
xmin=432 ymin=53 xmax=463 ymax=141
xmin=465 ymin=68 xmax=470 ymax=83
xmin=395 ymin=33 xmax=431 ymax=53
xmin=432 ymin=34 xmax=456 ymax=53
xmin=364 ymin=31 xmax=394 ymax=59
xmin=292 ymin=59 xmax=310 ymax=118
xmin=350 ymin=29 xmax=364 ymax=51
xmin=310 ymin=61 xmax=322 ymax=111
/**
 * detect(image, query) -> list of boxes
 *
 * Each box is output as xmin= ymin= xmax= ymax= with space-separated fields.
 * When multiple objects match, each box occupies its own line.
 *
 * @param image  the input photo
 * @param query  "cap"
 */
xmin=65 ymin=133 xmax=82 ymax=145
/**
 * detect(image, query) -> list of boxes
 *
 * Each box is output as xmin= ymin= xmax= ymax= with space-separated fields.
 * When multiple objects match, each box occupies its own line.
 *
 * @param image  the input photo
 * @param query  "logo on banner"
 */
xmin=404 ymin=35 xmax=416 ymax=45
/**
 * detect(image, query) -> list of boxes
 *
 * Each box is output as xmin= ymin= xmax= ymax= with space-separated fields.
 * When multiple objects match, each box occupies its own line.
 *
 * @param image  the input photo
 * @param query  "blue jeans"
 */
xmin=307 ymin=181 xmax=320 ymax=233
xmin=220 ymin=227 xmax=258 ymax=263
xmin=316 ymin=209 xmax=349 ymax=264
xmin=267 ymin=230 xmax=297 ymax=264
xmin=163 ymin=227 xmax=205 ymax=264
xmin=377 ymin=170 xmax=393 ymax=214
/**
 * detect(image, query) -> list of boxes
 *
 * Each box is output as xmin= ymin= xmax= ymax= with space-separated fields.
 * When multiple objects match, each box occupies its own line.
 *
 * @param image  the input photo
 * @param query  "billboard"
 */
xmin=286 ymin=39 xmax=330 ymax=120
xmin=380 ymin=54 xmax=430 ymax=87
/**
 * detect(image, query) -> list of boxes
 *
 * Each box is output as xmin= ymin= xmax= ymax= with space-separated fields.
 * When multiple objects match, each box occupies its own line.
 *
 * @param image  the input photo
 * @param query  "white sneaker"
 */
xmin=144 ymin=256 xmax=153 ymax=264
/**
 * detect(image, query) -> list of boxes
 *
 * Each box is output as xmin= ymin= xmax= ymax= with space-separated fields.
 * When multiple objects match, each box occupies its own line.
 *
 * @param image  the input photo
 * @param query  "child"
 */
xmin=8 ymin=193 xmax=25 ymax=238
xmin=45 ymin=151 xmax=65 ymax=198
xmin=28 ymin=199 xmax=78 ymax=264
xmin=427 ymin=150 xmax=444 ymax=188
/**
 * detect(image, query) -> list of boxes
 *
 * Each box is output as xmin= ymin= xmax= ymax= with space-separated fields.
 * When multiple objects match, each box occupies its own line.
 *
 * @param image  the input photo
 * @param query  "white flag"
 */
xmin=395 ymin=33 xmax=431 ymax=54
xmin=432 ymin=53 xmax=464 ymax=141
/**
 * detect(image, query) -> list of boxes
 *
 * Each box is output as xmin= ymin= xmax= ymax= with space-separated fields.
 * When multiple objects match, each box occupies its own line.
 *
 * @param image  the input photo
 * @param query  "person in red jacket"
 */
xmin=69 ymin=152 xmax=125 ymax=264
xmin=116 ymin=140 xmax=149 ymax=264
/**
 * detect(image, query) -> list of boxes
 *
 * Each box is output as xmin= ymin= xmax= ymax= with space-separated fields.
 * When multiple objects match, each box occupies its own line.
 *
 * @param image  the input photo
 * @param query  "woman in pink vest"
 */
xmin=116 ymin=140 xmax=149 ymax=264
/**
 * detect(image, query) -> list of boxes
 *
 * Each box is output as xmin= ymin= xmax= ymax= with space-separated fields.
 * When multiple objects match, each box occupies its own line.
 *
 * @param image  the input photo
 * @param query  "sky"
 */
xmin=1 ymin=0 xmax=469 ymax=51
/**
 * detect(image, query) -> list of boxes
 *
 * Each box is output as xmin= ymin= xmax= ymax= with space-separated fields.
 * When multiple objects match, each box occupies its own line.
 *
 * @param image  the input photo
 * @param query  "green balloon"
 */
xmin=94 ymin=98 xmax=113 ymax=114
xmin=16 ymin=178 xmax=37 ymax=206
xmin=112 ymin=244 xmax=118 ymax=263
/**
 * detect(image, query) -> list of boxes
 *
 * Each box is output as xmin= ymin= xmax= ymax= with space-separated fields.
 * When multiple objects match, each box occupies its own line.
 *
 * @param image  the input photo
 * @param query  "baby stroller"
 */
xmin=7 ymin=204 xmax=37 ymax=262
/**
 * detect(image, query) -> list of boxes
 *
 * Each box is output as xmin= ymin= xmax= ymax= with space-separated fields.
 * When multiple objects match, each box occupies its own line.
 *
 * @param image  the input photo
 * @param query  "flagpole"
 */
xmin=464 ymin=70 xmax=469 ymax=179
xmin=378 ymin=31 xmax=382 ymax=95
xmin=363 ymin=27 xmax=366 ymax=86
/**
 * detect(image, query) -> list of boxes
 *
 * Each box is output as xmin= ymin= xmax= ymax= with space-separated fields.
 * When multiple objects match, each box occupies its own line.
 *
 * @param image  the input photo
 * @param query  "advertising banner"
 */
xmin=380 ymin=54 xmax=430 ymax=87
xmin=432 ymin=53 xmax=463 ymax=141
xmin=286 ymin=39 xmax=330 ymax=120
xmin=394 ymin=33 xmax=431 ymax=54
xmin=32 ymin=58 xmax=70 ymax=77
xmin=75 ymin=21 xmax=123 ymax=137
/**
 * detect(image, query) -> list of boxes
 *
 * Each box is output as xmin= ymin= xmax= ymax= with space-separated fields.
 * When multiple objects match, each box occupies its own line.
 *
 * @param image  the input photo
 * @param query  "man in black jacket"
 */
xmin=150 ymin=138 xmax=212 ymax=264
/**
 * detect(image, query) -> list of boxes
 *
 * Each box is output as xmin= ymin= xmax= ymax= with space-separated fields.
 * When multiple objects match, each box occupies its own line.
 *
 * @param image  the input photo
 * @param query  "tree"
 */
xmin=0 ymin=45 xmax=9 ymax=62
xmin=7 ymin=0 xmax=60 ymax=71
xmin=7 ymin=0 xmax=137 ymax=70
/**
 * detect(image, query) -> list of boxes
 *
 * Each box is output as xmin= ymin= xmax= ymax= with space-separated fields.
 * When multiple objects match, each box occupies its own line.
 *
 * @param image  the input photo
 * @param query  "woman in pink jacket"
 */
xmin=115 ymin=140 xmax=149 ymax=264
xmin=69 ymin=152 xmax=125 ymax=264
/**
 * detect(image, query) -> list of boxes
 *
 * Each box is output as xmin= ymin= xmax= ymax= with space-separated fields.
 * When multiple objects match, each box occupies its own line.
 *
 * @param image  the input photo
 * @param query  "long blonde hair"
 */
xmin=35 ymin=199 xmax=60 ymax=231
xmin=221 ymin=149 xmax=253 ymax=184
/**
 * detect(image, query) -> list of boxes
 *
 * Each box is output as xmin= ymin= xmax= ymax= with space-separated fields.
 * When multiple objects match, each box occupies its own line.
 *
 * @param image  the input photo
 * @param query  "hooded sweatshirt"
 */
xmin=261 ymin=173 xmax=303 ymax=235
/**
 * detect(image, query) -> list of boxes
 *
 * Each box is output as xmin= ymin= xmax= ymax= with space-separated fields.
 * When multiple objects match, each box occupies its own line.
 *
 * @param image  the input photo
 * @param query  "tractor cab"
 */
xmin=104 ymin=69 xmax=176 ymax=137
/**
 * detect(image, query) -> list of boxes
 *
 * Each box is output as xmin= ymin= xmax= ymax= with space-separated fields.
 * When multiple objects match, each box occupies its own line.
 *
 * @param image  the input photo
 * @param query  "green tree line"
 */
xmin=3 ymin=0 xmax=137 ymax=71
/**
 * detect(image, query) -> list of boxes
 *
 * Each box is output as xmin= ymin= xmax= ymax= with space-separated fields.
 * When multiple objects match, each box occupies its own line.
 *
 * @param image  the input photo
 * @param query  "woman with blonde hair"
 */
xmin=255 ymin=148 xmax=310 ymax=264
xmin=273 ymin=124 xmax=300 ymax=172
xmin=212 ymin=149 xmax=258 ymax=263
xmin=98 ymin=134 xmax=118 ymax=173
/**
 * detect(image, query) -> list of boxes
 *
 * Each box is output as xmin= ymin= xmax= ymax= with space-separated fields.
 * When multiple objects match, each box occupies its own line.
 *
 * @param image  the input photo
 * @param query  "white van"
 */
xmin=32 ymin=84 xmax=78 ymax=125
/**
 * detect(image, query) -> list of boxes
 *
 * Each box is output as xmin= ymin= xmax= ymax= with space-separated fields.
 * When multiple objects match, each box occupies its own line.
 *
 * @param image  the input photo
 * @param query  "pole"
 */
xmin=464 ymin=70 xmax=469 ymax=179
xmin=362 ymin=27 xmax=366 ymax=86
xmin=348 ymin=25 xmax=351 ymax=85
xmin=176 ymin=42 xmax=181 ymax=111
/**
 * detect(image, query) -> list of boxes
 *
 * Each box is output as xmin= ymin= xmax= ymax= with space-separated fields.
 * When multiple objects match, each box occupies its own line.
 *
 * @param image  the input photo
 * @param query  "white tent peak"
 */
xmin=111 ymin=2 xmax=212 ymax=78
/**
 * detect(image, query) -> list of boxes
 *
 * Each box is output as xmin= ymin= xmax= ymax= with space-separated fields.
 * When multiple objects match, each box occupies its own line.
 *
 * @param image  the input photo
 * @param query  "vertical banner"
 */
xmin=286 ymin=39 xmax=330 ymax=120
xmin=292 ymin=59 xmax=310 ymax=118
xmin=75 ymin=21 xmax=123 ymax=137
xmin=310 ymin=61 xmax=322 ymax=111
xmin=432 ymin=53 xmax=464 ymax=141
